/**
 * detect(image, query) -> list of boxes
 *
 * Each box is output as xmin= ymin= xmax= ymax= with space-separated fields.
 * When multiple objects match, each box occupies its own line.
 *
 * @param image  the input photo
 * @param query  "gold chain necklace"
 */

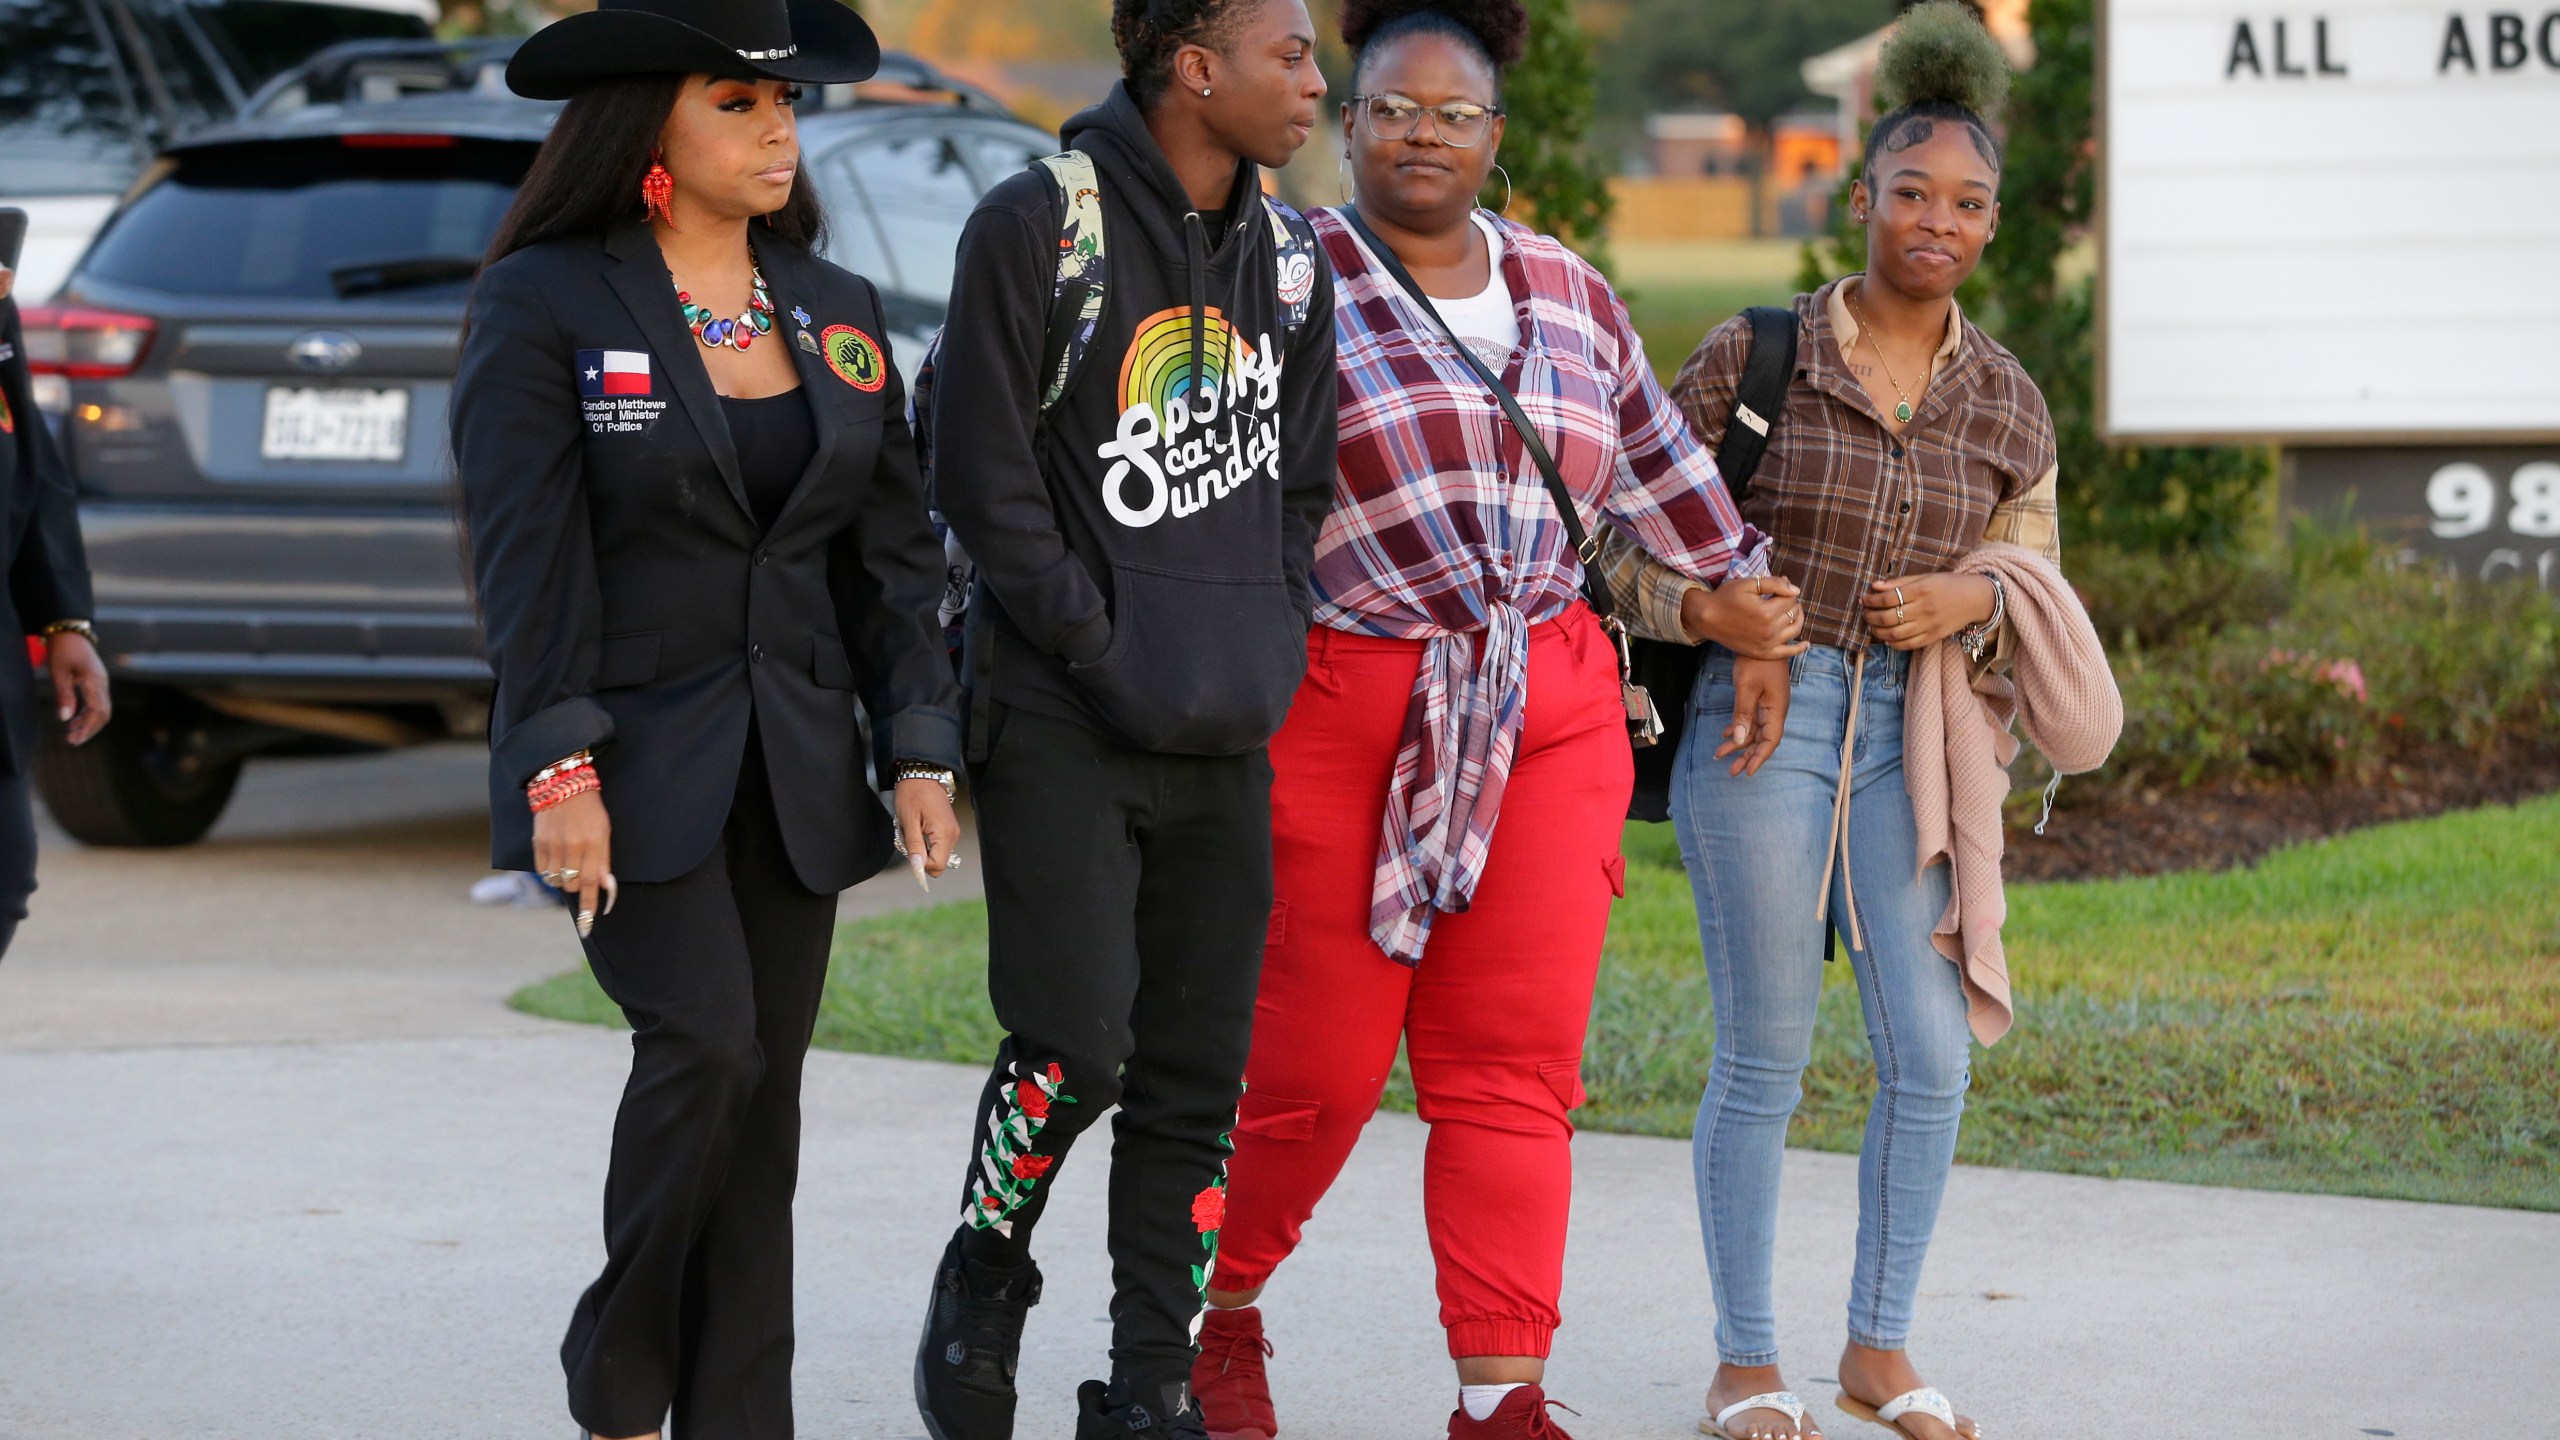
xmin=1850 ymin=294 xmax=1918 ymax=424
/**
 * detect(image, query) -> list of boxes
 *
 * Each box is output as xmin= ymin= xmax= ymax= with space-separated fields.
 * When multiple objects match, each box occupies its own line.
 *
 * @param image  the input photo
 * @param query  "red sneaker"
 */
xmin=1447 ymin=1385 xmax=1578 ymax=1439
xmin=1191 ymin=1305 xmax=1278 ymax=1440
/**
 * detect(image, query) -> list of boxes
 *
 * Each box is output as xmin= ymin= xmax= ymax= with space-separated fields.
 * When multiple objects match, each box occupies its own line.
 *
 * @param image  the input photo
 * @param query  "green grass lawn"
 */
xmin=1610 ymin=239 xmax=1806 ymax=386
xmin=514 ymin=795 xmax=2560 ymax=1211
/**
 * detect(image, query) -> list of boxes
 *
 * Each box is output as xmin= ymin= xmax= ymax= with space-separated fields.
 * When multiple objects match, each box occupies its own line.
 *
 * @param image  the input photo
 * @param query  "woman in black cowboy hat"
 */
xmin=454 ymin=4 xmax=961 ymax=1435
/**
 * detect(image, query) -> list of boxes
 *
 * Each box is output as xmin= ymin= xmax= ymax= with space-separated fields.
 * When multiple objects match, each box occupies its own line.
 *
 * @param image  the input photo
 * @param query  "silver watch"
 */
xmin=893 ymin=764 xmax=957 ymax=803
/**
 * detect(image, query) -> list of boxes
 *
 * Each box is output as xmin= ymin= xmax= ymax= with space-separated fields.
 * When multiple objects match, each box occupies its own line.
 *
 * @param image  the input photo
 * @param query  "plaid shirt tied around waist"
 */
xmin=1307 ymin=208 xmax=1769 ymax=965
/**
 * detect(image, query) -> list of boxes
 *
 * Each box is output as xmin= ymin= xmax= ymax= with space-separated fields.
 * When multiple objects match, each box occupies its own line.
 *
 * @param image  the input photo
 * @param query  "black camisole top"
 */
xmin=720 ymin=388 xmax=817 ymax=534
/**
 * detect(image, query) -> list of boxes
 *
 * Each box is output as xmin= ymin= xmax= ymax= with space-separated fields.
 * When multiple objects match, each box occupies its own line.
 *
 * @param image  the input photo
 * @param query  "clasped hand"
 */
xmin=1861 ymin=572 xmax=1997 ymax=651
xmin=1680 ymin=573 xmax=1810 ymax=780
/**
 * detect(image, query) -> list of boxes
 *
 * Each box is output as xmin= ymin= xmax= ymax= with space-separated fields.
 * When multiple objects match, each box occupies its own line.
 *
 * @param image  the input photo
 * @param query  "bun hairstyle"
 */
xmin=1340 ymin=0 xmax=1529 ymax=98
xmin=1861 ymin=0 xmax=2011 ymax=185
xmin=1112 ymin=0 xmax=1258 ymax=107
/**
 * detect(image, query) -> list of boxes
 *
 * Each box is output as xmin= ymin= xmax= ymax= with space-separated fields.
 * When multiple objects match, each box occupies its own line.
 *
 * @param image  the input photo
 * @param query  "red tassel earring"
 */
xmin=641 ymin=149 xmax=675 ymax=228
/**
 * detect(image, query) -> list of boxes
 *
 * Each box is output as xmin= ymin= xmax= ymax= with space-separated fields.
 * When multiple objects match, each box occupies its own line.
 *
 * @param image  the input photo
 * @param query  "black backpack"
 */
xmin=1625 ymin=304 xmax=1799 ymax=823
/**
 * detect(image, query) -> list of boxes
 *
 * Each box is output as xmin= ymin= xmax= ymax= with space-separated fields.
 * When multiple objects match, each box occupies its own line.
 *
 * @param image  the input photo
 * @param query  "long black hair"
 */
xmin=483 ymin=73 xmax=828 ymax=266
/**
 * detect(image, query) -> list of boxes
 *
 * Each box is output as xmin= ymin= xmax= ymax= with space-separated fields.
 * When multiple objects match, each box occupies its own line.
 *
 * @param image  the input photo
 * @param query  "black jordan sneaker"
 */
xmin=1074 ymin=1372 xmax=1211 ymax=1439
xmin=914 ymin=1230 xmax=1043 ymax=1440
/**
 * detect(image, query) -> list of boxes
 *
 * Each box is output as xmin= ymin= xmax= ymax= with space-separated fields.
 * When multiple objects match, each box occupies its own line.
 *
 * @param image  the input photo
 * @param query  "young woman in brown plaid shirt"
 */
xmin=1611 ymin=8 xmax=2059 ymax=1438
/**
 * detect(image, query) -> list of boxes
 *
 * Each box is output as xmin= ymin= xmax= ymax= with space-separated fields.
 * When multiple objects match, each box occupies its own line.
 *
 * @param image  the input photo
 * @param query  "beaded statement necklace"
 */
xmin=673 ymin=260 xmax=775 ymax=351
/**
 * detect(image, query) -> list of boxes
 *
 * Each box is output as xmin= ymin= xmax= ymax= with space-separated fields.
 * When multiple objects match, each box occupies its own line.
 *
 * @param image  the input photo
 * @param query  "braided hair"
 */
xmin=1861 ymin=1 xmax=2011 ymax=183
xmin=1340 ymin=0 xmax=1528 ymax=99
xmin=1112 ymin=0 xmax=1264 ymax=108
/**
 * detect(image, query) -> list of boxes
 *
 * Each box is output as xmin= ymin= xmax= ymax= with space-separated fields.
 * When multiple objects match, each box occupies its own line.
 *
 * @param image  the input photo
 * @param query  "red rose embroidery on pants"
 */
xmin=1011 ymin=1153 xmax=1055 ymax=1180
xmin=1018 ymin=1084 xmax=1051 ymax=1121
xmin=1192 ymin=1185 xmax=1226 ymax=1234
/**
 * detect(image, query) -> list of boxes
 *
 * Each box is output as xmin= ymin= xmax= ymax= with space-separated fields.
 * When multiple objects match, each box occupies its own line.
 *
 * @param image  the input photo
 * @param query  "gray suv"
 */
xmin=26 ymin=42 xmax=1054 ymax=844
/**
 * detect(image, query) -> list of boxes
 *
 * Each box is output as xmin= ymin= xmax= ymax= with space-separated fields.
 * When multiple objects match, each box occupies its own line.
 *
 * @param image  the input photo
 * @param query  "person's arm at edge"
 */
xmin=4 ymin=301 xmax=93 ymax=637
xmin=833 ymin=280 xmax=963 ymax=772
xmin=452 ymin=258 xmax=613 ymax=785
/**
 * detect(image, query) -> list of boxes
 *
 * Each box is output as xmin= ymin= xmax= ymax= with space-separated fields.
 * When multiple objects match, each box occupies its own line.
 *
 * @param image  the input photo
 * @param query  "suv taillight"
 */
xmin=20 ymin=306 xmax=158 ymax=379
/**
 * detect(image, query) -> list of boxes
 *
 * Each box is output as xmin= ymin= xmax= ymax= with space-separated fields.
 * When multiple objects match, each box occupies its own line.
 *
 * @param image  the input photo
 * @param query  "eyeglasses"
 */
xmin=1350 ymin=93 xmax=1503 ymax=148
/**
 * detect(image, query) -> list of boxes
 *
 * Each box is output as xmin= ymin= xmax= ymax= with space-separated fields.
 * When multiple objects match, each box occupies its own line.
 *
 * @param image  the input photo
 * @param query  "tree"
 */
xmin=1495 ymin=0 xmax=1614 ymax=266
xmin=1596 ymin=0 xmax=1894 ymax=137
xmin=1803 ymin=0 xmax=2271 ymax=553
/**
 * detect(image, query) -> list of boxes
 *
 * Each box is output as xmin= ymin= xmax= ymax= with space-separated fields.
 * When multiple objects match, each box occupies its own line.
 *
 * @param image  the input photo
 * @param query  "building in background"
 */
xmin=1610 ymin=108 xmax=1840 ymax=242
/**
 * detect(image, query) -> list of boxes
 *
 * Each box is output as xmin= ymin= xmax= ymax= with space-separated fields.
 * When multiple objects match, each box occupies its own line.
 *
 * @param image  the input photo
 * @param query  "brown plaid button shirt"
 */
xmin=1603 ymin=277 xmax=2059 ymax=656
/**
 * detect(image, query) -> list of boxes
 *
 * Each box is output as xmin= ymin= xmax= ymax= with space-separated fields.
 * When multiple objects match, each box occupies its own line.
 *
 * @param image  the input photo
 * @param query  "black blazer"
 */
xmin=453 ymin=224 xmax=960 ymax=892
xmin=0 ymin=298 xmax=94 ymax=779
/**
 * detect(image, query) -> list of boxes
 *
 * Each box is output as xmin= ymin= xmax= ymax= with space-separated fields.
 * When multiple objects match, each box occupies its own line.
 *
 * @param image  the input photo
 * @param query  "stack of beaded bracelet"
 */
xmin=528 ymin=750 xmax=599 ymax=813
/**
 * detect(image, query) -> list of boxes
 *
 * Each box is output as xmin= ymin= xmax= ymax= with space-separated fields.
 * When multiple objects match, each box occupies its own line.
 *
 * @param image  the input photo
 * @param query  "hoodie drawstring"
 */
xmin=1184 ymin=210 xmax=1209 ymax=411
xmin=1816 ymin=647 xmax=1869 ymax=954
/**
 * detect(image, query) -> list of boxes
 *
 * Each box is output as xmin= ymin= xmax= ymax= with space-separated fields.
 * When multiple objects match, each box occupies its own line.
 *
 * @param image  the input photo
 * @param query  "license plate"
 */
xmin=261 ymin=387 xmax=408 ymax=463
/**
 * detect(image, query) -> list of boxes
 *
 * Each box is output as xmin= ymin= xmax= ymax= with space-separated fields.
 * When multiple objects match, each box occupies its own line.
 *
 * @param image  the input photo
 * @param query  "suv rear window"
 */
xmin=80 ymin=136 xmax=534 ymax=299
xmin=0 ymin=0 xmax=432 ymax=197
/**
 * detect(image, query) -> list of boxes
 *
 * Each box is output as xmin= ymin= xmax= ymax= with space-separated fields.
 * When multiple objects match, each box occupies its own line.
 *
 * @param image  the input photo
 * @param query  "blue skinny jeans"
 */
xmin=1670 ymin=642 xmax=1973 ymax=1365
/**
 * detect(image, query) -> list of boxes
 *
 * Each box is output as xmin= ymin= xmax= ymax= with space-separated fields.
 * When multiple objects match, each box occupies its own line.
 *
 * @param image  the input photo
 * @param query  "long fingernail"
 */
xmin=576 ymin=911 xmax=596 ymax=937
xmin=58 ymin=706 xmax=72 ymax=722
xmin=910 ymin=854 xmax=931 ymax=893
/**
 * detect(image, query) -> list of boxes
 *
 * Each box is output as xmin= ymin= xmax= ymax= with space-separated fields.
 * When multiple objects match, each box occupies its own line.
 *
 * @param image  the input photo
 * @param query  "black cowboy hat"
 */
xmin=506 ymin=0 xmax=881 ymax=101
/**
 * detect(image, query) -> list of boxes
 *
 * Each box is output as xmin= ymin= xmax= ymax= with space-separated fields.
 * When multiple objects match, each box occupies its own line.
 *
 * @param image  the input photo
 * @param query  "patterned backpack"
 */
xmin=908 ymin=151 xmax=1323 ymax=655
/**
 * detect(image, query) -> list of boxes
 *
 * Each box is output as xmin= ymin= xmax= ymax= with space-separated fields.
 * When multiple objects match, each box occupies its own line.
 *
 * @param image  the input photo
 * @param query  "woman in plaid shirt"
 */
xmin=1185 ymin=4 xmax=1807 ymax=1436
xmin=1628 ymin=10 xmax=2062 ymax=1439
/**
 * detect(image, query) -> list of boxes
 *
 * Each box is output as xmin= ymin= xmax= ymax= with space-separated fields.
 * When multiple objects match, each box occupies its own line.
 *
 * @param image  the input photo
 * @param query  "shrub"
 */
xmin=2077 ymin=529 xmax=2560 ymax=798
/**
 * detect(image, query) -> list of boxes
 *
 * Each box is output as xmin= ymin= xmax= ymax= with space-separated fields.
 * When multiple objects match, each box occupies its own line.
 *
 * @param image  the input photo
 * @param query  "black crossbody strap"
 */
xmin=1341 ymin=207 xmax=1616 ymax=626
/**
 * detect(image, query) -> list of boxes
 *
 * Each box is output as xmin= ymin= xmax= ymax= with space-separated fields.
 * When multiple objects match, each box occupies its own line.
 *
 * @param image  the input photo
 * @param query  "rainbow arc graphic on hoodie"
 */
xmin=1119 ymin=305 xmax=1257 ymax=421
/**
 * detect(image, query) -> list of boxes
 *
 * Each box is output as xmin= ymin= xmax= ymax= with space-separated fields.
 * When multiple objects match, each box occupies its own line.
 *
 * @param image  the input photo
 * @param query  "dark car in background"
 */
xmin=0 ymin=0 xmax=441 ymax=301
xmin=24 ymin=40 xmax=1056 ymax=845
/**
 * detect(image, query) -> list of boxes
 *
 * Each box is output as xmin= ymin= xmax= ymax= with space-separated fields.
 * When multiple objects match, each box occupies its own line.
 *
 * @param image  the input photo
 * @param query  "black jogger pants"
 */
xmin=563 ymin=740 xmax=839 ymax=1440
xmin=954 ymin=704 xmax=1273 ymax=1380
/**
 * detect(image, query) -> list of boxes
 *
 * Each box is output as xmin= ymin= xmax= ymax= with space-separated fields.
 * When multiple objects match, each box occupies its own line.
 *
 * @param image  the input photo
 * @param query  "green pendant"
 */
xmin=1894 ymin=400 xmax=1915 ymax=423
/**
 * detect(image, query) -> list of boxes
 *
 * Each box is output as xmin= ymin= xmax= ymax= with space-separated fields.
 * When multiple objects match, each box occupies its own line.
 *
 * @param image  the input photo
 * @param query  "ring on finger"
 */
xmin=1896 ymin=604 xmax=1908 ymax=623
xmin=1895 ymin=585 xmax=1907 ymax=607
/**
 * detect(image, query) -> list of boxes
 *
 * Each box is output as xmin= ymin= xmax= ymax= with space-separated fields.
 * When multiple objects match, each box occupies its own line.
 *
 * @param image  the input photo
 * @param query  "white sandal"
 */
xmin=1836 ymin=1386 xmax=1972 ymax=1438
xmin=1701 ymin=1390 xmax=1811 ymax=1437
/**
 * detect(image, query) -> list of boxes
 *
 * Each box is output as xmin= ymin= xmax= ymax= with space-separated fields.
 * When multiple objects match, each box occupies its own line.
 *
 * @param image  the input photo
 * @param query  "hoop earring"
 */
xmin=1492 ymin=163 xmax=1514 ymax=214
xmin=641 ymin=148 xmax=675 ymax=228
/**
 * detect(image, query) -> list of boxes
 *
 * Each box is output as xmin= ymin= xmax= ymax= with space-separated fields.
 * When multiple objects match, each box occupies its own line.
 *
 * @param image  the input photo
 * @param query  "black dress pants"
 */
xmin=0 ymin=766 xmax=35 ymax=961
xmin=564 ymin=740 xmax=839 ymax=1439
xmin=954 ymin=704 xmax=1273 ymax=1381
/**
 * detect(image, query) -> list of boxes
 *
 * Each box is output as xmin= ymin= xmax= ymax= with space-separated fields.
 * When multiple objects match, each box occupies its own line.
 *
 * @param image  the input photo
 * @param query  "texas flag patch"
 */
xmin=577 ymin=349 xmax=652 ymax=398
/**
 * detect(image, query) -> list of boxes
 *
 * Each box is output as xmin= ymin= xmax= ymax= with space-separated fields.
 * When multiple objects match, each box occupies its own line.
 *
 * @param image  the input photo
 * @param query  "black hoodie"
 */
xmin=932 ymin=83 xmax=1338 ymax=757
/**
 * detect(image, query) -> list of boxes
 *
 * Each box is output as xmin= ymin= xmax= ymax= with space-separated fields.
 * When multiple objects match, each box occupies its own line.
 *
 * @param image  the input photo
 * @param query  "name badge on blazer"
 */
xmin=577 ymin=348 xmax=670 ymax=436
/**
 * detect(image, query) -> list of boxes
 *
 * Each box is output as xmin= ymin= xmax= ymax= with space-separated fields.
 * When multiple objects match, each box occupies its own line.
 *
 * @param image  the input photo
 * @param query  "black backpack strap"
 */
xmin=1714 ymin=305 xmax=1799 ymax=503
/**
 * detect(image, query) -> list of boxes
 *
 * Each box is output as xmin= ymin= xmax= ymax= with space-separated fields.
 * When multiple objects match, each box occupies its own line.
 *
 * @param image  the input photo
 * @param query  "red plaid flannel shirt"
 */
xmin=1307 ymin=208 xmax=1769 ymax=965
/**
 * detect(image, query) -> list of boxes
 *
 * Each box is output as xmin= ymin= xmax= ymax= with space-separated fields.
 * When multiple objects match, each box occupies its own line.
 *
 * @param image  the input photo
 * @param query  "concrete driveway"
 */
xmin=1 ymin=746 xmax=2551 ymax=1438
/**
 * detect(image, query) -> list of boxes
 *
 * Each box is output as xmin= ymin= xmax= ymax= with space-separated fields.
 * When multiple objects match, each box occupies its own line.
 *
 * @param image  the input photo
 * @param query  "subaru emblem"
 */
xmin=288 ymin=332 xmax=362 ymax=372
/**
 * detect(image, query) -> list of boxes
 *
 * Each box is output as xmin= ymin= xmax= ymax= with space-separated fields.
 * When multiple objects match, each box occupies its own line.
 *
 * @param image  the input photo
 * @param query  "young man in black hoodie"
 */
xmin=914 ymin=3 xmax=1336 ymax=1437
